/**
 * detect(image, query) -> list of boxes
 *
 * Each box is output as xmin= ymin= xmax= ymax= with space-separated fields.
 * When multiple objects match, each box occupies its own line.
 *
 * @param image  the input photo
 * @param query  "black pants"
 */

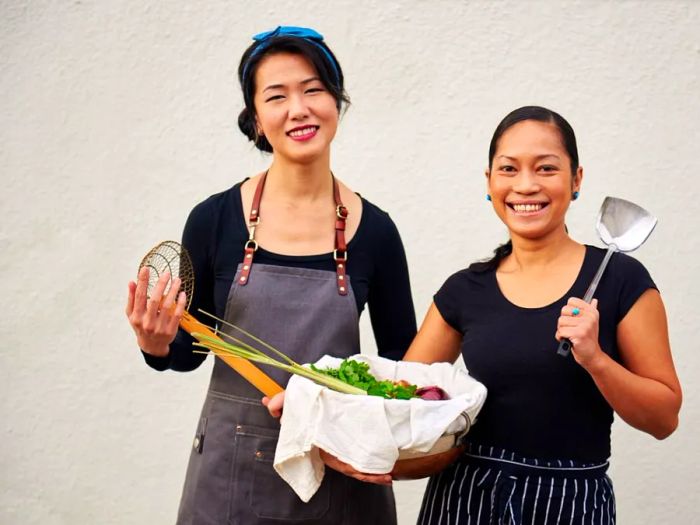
xmin=418 ymin=444 xmax=615 ymax=525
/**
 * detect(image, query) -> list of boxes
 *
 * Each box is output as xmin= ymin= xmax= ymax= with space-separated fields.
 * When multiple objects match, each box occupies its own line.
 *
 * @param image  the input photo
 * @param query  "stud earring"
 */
xmin=572 ymin=191 xmax=580 ymax=201
xmin=486 ymin=194 xmax=492 ymax=202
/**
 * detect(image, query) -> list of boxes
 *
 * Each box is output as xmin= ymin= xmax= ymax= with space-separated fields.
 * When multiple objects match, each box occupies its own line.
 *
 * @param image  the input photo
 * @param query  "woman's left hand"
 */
xmin=318 ymin=449 xmax=393 ymax=486
xmin=556 ymin=298 xmax=603 ymax=369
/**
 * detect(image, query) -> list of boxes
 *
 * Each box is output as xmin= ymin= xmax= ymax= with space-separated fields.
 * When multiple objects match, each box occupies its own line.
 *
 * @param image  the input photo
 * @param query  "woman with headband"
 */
xmin=126 ymin=26 xmax=416 ymax=524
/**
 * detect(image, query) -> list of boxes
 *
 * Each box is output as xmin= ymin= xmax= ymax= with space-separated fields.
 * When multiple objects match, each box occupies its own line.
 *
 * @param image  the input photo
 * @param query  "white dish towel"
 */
xmin=273 ymin=354 xmax=487 ymax=502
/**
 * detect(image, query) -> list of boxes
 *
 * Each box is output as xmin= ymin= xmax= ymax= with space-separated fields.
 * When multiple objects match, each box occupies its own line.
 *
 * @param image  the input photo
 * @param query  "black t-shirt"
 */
xmin=434 ymin=245 xmax=656 ymax=462
xmin=144 ymin=182 xmax=417 ymax=372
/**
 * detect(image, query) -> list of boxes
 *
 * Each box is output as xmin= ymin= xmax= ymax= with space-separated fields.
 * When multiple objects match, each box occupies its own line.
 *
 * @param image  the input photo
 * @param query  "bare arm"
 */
xmin=557 ymin=290 xmax=682 ymax=439
xmin=403 ymin=303 xmax=462 ymax=364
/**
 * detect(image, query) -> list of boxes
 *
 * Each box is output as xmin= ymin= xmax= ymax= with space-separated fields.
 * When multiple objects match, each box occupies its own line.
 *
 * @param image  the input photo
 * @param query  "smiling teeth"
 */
xmin=513 ymin=203 xmax=544 ymax=212
xmin=289 ymin=127 xmax=316 ymax=137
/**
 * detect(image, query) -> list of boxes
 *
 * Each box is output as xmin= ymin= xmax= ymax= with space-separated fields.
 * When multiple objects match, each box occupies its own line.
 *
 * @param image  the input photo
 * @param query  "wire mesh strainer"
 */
xmin=138 ymin=240 xmax=283 ymax=396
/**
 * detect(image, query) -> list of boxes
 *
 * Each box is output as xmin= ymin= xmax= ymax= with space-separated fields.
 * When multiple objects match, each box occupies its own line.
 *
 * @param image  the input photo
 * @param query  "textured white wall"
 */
xmin=1 ymin=1 xmax=698 ymax=523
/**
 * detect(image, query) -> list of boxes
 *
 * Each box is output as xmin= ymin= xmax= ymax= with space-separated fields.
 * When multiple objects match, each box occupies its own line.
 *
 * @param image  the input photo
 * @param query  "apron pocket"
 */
xmin=232 ymin=424 xmax=331 ymax=523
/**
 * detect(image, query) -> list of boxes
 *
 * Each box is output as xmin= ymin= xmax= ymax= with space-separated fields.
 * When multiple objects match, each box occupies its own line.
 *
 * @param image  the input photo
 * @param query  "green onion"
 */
xmin=191 ymin=310 xmax=366 ymax=396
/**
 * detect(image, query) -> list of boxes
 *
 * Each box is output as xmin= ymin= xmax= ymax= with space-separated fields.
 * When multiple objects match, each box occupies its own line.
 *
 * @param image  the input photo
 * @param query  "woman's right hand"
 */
xmin=126 ymin=266 xmax=186 ymax=357
xmin=262 ymin=391 xmax=286 ymax=418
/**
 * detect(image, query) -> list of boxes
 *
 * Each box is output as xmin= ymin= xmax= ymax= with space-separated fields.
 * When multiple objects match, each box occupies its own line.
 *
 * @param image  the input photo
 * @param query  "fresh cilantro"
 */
xmin=312 ymin=360 xmax=419 ymax=399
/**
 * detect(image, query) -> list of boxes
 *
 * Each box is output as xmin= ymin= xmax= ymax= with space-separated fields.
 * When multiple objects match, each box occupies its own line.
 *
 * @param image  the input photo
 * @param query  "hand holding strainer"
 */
xmin=127 ymin=240 xmax=283 ymax=396
xmin=557 ymin=197 xmax=657 ymax=357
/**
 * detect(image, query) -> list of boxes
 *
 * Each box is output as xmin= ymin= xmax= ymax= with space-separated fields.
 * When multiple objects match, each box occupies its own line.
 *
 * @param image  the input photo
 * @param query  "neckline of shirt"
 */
xmin=232 ymin=181 xmax=369 ymax=262
xmin=491 ymin=244 xmax=594 ymax=313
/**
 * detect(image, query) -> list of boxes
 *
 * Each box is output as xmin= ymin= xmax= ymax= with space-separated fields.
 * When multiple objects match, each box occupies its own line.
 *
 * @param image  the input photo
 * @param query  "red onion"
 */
xmin=415 ymin=386 xmax=450 ymax=400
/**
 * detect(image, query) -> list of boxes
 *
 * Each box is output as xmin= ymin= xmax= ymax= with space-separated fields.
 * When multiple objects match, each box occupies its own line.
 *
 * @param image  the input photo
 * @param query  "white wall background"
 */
xmin=2 ymin=1 xmax=698 ymax=523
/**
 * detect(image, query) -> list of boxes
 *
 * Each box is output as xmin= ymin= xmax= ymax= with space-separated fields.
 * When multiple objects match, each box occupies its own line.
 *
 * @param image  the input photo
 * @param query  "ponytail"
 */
xmin=469 ymin=240 xmax=512 ymax=272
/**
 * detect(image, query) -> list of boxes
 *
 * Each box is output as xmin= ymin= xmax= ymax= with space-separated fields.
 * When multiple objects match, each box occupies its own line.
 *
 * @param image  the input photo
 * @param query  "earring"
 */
xmin=486 ymin=194 xmax=492 ymax=202
xmin=572 ymin=191 xmax=580 ymax=201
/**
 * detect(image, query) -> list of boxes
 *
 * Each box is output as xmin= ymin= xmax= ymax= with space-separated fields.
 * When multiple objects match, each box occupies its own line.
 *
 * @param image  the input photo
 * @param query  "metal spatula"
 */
xmin=557 ymin=197 xmax=658 ymax=357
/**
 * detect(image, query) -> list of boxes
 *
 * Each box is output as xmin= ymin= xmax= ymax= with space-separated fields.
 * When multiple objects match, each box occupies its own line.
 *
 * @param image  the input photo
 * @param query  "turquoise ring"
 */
xmin=572 ymin=307 xmax=581 ymax=316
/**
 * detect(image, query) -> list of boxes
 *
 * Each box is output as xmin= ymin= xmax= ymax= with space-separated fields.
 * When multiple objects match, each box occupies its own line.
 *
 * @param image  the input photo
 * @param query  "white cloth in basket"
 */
xmin=273 ymin=355 xmax=487 ymax=502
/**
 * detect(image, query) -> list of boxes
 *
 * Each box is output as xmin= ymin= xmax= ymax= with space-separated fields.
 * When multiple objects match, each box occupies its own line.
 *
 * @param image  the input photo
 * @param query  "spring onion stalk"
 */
xmin=199 ymin=309 xmax=300 ymax=368
xmin=190 ymin=329 xmax=367 ymax=396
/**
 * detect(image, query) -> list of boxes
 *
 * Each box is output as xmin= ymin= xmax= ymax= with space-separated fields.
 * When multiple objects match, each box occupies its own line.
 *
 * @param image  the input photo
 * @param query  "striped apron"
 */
xmin=418 ymin=443 xmax=615 ymax=525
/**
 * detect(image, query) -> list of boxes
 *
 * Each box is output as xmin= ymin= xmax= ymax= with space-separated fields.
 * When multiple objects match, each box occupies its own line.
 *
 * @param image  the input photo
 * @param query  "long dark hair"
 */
xmin=237 ymin=36 xmax=350 ymax=153
xmin=471 ymin=106 xmax=579 ymax=272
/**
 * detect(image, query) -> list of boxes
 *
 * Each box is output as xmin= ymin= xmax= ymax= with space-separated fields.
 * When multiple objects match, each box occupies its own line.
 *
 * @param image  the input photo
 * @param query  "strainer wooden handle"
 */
xmin=179 ymin=311 xmax=283 ymax=396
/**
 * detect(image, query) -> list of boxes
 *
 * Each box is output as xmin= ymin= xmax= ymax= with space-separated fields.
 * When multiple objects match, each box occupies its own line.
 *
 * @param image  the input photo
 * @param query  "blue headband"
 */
xmin=241 ymin=26 xmax=341 ymax=86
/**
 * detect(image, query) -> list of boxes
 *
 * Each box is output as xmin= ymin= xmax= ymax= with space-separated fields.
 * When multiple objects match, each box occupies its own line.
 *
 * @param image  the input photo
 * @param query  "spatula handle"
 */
xmin=556 ymin=338 xmax=574 ymax=357
xmin=557 ymin=246 xmax=617 ymax=357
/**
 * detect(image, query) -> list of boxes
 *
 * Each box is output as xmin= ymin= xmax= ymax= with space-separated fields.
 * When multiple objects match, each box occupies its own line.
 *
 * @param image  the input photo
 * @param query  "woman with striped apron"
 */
xmin=401 ymin=106 xmax=681 ymax=524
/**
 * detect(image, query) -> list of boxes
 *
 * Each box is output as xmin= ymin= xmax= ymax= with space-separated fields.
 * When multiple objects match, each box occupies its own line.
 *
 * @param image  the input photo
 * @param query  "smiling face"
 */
xmin=253 ymin=52 xmax=339 ymax=165
xmin=487 ymin=119 xmax=583 ymax=242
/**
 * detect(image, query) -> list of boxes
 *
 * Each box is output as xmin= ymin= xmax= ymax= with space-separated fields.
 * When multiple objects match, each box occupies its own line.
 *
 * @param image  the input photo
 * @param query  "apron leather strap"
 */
xmin=333 ymin=178 xmax=348 ymax=296
xmin=238 ymin=172 xmax=267 ymax=285
xmin=240 ymin=171 xmax=349 ymax=296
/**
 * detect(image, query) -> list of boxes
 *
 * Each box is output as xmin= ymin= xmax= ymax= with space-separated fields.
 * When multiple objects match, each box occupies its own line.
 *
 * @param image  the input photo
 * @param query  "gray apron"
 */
xmin=175 ymin=263 xmax=397 ymax=525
